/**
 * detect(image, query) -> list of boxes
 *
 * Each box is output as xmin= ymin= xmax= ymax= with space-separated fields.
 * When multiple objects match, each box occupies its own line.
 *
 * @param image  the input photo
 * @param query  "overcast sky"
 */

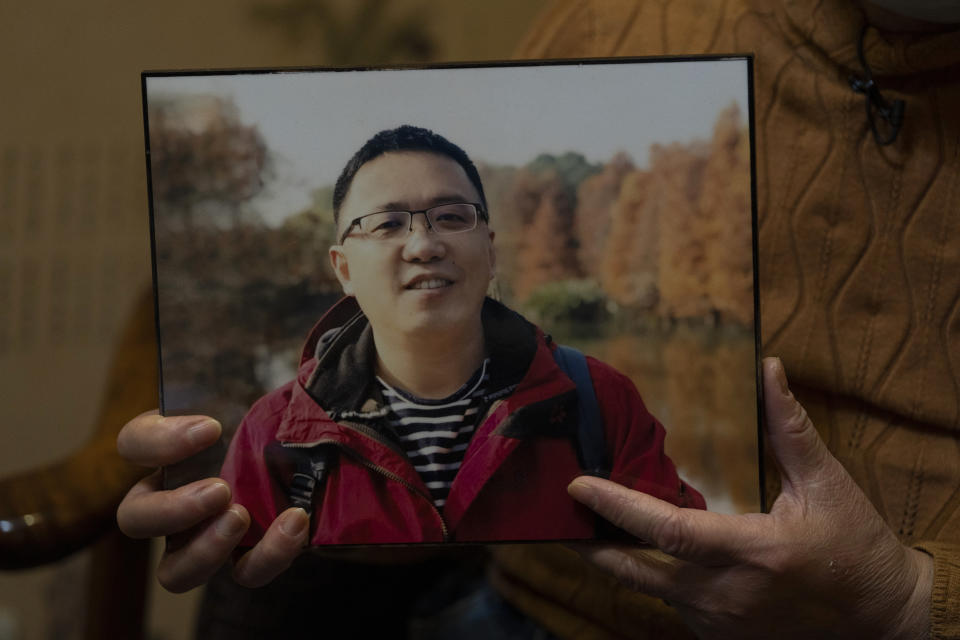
xmin=147 ymin=59 xmax=750 ymax=226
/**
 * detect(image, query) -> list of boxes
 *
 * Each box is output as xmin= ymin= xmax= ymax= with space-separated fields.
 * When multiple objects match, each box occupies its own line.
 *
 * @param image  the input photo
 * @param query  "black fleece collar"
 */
xmin=303 ymin=297 xmax=538 ymax=420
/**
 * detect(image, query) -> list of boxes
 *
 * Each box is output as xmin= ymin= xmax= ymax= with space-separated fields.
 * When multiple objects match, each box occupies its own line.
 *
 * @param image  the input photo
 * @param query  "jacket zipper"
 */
xmin=281 ymin=437 xmax=450 ymax=541
xmin=280 ymin=397 xmax=509 ymax=542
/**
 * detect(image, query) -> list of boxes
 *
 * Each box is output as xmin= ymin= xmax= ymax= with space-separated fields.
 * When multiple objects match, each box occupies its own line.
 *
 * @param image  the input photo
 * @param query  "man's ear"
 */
xmin=487 ymin=230 xmax=496 ymax=280
xmin=329 ymin=246 xmax=354 ymax=295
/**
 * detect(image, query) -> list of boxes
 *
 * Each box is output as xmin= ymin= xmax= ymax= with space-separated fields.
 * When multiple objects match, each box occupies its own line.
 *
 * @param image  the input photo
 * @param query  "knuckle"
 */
xmin=607 ymin=489 xmax=639 ymax=531
xmin=115 ymin=503 xmax=138 ymax=537
xmin=781 ymin=401 xmax=812 ymax=436
xmin=233 ymin=559 xmax=270 ymax=589
xmin=236 ymin=535 xmax=301 ymax=587
xmin=180 ymin=481 xmax=227 ymax=519
xmin=117 ymin=411 xmax=161 ymax=460
xmin=116 ymin=485 xmax=157 ymax=538
xmin=156 ymin=558 xmax=194 ymax=594
xmin=606 ymin=496 xmax=630 ymax=529
xmin=761 ymin=546 xmax=798 ymax=576
xmin=234 ymin=566 xmax=271 ymax=589
xmin=615 ymin=562 xmax=650 ymax=593
xmin=231 ymin=560 xmax=261 ymax=588
xmin=159 ymin=531 xmax=233 ymax=592
xmin=115 ymin=426 xmax=138 ymax=461
xmin=652 ymin=511 xmax=687 ymax=557
xmin=115 ymin=512 xmax=132 ymax=537
xmin=259 ymin=535 xmax=298 ymax=567
xmin=700 ymin=593 xmax=742 ymax=622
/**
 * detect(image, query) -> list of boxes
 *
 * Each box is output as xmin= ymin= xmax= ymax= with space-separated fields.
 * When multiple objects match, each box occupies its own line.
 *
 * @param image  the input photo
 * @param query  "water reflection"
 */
xmin=555 ymin=323 xmax=760 ymax=514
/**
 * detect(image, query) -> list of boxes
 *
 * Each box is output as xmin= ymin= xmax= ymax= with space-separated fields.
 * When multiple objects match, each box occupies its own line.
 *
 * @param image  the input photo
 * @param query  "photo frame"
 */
xmin=143 ymin=57 xmax=762 ymax=548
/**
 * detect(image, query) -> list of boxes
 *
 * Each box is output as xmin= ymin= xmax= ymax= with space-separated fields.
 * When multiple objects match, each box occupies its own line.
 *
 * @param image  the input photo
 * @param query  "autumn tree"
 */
xmin=148 ymin=95 xmax=270 ymax=230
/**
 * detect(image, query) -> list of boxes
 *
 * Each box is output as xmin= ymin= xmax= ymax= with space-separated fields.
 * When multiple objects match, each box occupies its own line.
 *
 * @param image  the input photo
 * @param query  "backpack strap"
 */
xmin=552 ymin=345 xmax=610 ymax=478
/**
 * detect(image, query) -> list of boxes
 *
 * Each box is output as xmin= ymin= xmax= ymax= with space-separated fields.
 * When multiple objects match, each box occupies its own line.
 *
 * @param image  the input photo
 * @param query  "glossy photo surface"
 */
xmin=144 ymin=58 xmax=760 ymax=547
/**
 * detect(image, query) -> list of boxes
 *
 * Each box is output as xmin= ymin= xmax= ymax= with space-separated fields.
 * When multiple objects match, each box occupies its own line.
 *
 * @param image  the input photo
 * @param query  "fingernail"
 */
xmin=215 ymin=507 xmax=247 ymax=538
xmin=196 ymin=481 xmax=230 ymax=509
xmin=774 ymin=358 xmax=790 ymax=396
xmin=279 ymin=508 xmax=309 ymax=537
xmin=186 ymin=419 xmax=221 ymax=446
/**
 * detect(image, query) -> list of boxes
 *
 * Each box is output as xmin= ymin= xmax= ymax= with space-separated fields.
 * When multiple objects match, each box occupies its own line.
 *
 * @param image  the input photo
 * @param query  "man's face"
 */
xmin=329 ymin=151 xmax=495 ymax=341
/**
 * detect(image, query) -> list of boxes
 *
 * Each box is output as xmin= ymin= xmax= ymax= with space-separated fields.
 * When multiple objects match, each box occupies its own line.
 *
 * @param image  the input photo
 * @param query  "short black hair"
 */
xmin=332 ymin=125 xmax=488 ymax=224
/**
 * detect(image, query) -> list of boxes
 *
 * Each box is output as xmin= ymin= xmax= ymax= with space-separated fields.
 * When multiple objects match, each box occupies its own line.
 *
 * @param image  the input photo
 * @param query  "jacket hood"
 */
xmin=297 ymin=295 xmax=542 ymax=422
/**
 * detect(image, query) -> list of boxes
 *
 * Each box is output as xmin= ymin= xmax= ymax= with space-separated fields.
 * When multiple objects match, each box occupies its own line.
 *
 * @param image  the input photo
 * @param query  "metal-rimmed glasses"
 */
xmin=338 ymin=202 xmax=487 ymax=244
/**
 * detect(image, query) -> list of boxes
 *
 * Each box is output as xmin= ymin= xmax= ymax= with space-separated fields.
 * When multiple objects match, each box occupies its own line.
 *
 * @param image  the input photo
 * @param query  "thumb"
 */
xmin=762 ymin=357 xmax=835 ymax=490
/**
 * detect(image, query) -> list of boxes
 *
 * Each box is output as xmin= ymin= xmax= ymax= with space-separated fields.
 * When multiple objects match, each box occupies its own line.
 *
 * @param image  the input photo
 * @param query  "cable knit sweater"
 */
xmin=491 ymin=1 xmax=960 ymax=638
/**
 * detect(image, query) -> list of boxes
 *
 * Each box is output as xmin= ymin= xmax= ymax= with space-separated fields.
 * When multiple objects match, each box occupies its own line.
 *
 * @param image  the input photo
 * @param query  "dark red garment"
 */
xmin=221 ymin=297 xmax=705 ymax=546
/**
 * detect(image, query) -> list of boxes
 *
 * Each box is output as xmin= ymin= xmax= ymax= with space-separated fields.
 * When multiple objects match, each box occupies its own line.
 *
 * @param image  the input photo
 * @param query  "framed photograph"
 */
xmin=143 ymin=57 xmax=761 ymax=548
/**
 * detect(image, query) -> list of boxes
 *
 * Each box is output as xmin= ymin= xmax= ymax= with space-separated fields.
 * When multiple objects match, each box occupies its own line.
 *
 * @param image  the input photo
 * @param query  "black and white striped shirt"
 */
xmin=376 ymin=359 xmax=490 ymax=509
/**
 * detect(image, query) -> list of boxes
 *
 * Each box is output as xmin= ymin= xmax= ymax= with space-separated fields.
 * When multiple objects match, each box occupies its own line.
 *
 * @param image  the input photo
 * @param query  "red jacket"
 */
xmin=221 ymin=297 xmax=705 ymax=547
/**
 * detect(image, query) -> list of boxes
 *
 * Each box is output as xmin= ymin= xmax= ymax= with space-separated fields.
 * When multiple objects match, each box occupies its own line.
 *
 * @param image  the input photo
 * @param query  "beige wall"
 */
xmin=0 ymin=1 xmax=549 ymax=638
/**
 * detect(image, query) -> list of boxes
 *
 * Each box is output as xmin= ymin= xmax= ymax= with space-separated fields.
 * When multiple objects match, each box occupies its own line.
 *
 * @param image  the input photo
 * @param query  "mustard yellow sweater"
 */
xmin=492 ymin=1 xmax=960 ymax=638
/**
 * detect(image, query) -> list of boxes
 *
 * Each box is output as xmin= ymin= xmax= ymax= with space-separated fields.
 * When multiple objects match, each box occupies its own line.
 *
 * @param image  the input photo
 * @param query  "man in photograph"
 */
xmin=220 ymin=124 xmax=704 ymax=546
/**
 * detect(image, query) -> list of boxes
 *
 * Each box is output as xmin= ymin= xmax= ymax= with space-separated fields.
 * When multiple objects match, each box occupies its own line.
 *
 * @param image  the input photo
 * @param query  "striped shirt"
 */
xmin=376 ymin=359 xmax=490 ymax=509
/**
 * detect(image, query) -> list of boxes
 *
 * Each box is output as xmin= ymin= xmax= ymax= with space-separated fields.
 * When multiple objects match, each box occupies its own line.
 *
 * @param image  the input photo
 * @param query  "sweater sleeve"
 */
xmin=912 ymin=541 xmax=960 ymax=640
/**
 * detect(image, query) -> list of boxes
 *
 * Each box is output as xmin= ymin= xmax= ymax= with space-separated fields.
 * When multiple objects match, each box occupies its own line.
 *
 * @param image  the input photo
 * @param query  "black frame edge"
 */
xmin=745 ymin=55 xmax=767 ymax=513
xmin=141 ymin=53 xmax=754 ymax=79
xmin=141 ymin=73 xmax=166 ymax=418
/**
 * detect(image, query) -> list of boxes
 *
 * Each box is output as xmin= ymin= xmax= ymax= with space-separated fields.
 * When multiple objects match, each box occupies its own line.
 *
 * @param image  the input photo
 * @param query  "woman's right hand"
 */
xmin=116 ymin=411 xmax=309 ymax=592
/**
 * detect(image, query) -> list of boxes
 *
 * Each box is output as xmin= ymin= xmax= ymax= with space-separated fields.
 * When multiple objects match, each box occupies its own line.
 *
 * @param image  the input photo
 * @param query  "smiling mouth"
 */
xmin=407 ymin=278 xmax=453 ymax=290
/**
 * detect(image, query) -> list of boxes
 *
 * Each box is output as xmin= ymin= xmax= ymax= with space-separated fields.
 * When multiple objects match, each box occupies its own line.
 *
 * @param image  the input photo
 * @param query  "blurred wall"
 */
xmin=0 ymin=1 xmax=549 ymax=638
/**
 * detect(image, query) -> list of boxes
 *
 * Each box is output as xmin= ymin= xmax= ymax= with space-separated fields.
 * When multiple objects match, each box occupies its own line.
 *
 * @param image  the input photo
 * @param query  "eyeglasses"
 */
xmin=339 ymin=202 xmax=487 ymax=244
